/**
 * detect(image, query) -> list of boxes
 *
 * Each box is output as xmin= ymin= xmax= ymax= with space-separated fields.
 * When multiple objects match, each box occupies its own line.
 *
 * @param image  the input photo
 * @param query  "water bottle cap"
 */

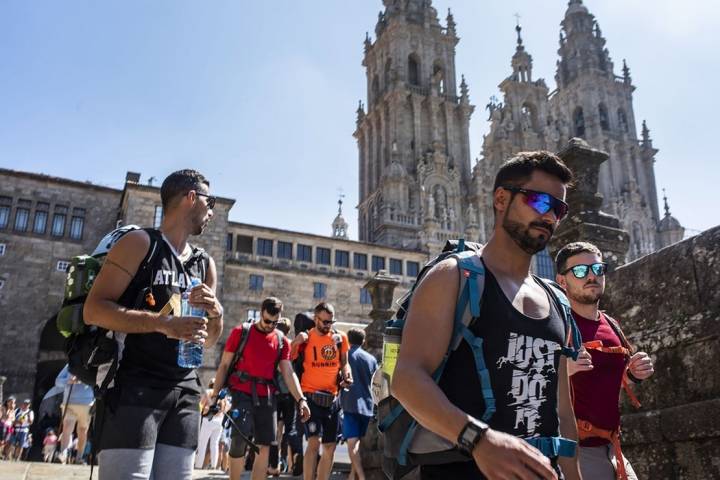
xmin=230 ymin=409 xmax=239 ymax=418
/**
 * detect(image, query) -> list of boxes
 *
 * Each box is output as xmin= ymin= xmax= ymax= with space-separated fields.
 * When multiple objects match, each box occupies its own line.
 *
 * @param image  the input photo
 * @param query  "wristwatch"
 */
xmin=457 ymin=418 xmax=489 ymax=455
xmin=297 ymin=396 xmax=308 ymax=405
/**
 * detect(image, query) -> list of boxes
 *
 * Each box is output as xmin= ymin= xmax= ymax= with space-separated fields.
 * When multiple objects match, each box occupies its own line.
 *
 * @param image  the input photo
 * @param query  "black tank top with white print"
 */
xmin=115 ymin=228 xmax=209 ymax=392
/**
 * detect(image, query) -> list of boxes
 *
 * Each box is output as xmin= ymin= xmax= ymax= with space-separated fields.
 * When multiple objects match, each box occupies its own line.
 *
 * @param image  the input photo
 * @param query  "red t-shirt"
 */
xmin=571 ymin=311 xmax=628 ymax=447
xmin=224 ymin=324 xmax=290 ymax=397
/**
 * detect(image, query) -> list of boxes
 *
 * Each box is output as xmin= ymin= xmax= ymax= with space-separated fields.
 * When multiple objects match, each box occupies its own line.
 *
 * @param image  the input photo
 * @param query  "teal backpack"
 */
xmin=376 ymin=239 xmax=582 ymax=479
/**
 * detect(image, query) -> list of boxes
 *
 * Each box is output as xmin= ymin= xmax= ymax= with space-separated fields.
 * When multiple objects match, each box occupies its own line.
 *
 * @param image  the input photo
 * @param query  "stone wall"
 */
xmin=602 ymin=225 xmax=720 ymax=479
xmin=0 ymin=171 xmax=121 ymax=397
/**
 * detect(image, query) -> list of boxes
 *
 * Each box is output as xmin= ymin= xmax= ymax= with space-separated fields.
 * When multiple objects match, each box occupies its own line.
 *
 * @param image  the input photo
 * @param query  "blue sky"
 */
xmin=1 ymin=1 xmax=718 ymax=238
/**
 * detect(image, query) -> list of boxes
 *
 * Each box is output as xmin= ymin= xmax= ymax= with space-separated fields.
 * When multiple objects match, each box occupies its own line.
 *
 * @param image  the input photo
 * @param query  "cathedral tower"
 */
xmin=355 ymin=0 xmax=475 ymax=251
xmin=550 ymin=0 xmax=661 ymax=259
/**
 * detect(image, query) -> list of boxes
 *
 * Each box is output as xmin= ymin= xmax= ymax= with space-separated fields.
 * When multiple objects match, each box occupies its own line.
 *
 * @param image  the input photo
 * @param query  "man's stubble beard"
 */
xmin=502 ymin=216 xmax=554 ymax=255
xmin=568 ymin=283 xmax=603 ymax=305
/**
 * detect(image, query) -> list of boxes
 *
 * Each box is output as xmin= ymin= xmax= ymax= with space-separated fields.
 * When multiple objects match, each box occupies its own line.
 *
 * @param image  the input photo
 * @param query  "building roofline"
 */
xmin=0 ymin=168 xmax=122 ymax=194
xmin=228 ymin=221 xmax=427 ymax=255
xmin=123 ymin=182 xmax=235 ymax=206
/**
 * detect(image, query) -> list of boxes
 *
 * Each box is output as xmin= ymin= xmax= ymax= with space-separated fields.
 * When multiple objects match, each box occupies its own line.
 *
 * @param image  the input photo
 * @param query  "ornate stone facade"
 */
xmin=474 ymin=0 xmax=682 ymax=261
xmin=355 ymin=0 xmax=476 ymax=252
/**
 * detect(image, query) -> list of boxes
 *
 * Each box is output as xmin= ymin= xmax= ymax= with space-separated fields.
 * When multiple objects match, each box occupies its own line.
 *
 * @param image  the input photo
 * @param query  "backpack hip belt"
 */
xmin=231 ymin=370 xmax=276 ymax=407
xmin=306 ymin=390 xmax=337 ymax=409
xmin=577 ymin=419 xmax=628 ymax=480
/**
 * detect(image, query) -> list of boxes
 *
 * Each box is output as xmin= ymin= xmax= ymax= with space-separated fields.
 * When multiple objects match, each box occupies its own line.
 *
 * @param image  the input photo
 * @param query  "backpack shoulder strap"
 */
xmin=275 ymin=329 xmax=285 ymax=368
xmin=602 ymin=312 xmax=634 ymax=355
xmin=540 ymin=278 xmax=582 ymax=361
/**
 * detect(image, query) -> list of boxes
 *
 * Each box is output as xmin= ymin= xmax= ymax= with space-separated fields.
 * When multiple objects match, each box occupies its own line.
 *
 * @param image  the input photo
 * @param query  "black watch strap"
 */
xmin=457 ymin=418 xmax=489 ymax=455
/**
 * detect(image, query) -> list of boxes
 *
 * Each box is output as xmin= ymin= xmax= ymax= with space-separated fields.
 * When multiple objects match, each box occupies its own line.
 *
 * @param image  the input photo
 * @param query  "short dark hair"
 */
xmin=261 ymin=297 xmax=283 ymax=316
xmin=493 ymin=151 xmax=573 ymax=192
xmin=160 ymin=169 xmax=210 ymax=210
xmin=294 ymin=312 xmax=315 ymax=335
xmin=347 ymin=328 xmax=366 ymax=346
xmin=555 ymin=242 xmax=602 ymax=273
xmin=314 ymin=302 xmax=335 ymax=316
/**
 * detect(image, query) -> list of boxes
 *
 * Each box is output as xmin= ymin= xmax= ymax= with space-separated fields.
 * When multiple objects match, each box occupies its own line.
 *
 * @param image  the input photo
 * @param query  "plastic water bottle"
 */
xmin=177 ymin=278 xmax=204 ymax=368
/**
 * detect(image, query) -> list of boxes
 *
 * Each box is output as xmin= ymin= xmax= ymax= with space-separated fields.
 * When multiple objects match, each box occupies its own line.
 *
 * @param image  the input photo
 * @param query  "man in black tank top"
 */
xmin=392 ymin=152 xmax=582 ymax=480
xmin=85 ymin=169 xmax=224 ymax=480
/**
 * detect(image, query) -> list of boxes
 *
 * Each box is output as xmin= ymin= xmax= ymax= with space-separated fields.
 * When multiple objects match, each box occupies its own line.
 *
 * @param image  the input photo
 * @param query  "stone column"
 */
xmin=550 ymin=138 xmax=630 ymax=269
xmin=361 ymin=270 xmax=400 ymax=480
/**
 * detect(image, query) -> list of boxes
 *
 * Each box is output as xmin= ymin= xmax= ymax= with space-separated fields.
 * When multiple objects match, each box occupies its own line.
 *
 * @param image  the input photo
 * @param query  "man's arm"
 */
xmin=210 ymin=350 xmax=235 ymax=400
xmin=84 ymin=230 xmax=207 ymax=341
xmin=191 ymin=256 xmax=223 ymax=348
xmin=557 ymin=354 xmax=582 ymax=480
xmin=391 ymin=258 xmax=557 ymax=480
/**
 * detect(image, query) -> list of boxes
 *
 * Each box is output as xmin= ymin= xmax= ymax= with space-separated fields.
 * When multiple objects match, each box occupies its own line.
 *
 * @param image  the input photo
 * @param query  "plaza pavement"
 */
xmin=0 ymin=460 xmax=349 ymax=479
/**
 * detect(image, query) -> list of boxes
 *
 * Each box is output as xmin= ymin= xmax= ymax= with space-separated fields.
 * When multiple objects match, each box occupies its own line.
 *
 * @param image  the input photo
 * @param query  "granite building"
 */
xmin=0 ymin=169 xmax=425 ymax=401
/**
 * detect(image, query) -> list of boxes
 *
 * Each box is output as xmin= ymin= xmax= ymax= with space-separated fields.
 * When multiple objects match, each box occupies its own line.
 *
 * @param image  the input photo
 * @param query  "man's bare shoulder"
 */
xmin=107 ymin=229 xmax=151 ymax=258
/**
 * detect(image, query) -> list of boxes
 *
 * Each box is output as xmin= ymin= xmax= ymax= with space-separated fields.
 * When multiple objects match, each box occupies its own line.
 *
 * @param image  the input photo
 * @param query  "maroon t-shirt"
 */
xmin=571 ymin=311 xmax=627 ymax=447
xmin=224 ymin=325 xmax=290 ymax=396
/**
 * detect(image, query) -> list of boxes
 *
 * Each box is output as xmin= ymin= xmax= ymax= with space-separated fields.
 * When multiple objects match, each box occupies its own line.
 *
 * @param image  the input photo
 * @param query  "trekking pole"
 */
xmin=221 ymin=409 xmax=259 ymax=455
xmin=205 ymin=389 xmax=259 ymax=455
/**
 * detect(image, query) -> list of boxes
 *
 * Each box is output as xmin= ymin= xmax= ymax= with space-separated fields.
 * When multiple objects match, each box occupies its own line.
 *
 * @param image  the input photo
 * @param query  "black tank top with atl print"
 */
xmin=423 ymin=262 xmax=567 ymax=479
xmin=115 ymin=229 xmax=209 ymax=393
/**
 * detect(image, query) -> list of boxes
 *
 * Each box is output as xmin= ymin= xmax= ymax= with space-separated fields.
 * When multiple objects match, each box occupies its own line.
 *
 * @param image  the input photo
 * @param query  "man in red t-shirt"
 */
xmin=211 ymin=297 xmax=310 ymax=480
xmin=555 ymin=242 xmax=654 ymax=480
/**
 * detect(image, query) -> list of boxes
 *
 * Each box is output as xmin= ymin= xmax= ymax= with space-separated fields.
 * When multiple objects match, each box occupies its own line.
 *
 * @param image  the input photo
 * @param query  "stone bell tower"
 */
xmin=355 ymin=0 xmax=476 ymax=252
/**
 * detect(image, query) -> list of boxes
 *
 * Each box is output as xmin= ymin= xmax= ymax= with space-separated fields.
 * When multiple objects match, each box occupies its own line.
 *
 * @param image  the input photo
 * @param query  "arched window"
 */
xmin=598 ymin=103 xmax=609 ymax=131
xmin=573 ymin=107 xmax=585 ymax=137
xmin=371 ymin=75 xmax=379 ymax=103
xmin=618 ymin=109 xmax=628 ymax=133
xmin=408 ymin=54 xmax=420 ymax=86
xmin=521 ymin=103 xmax=537 ymax=131
xmin=433 ymin=63 xmax=445 ymax=94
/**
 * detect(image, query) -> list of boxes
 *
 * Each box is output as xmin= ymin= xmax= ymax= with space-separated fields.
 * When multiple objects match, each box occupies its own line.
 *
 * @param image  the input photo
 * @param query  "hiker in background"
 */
xmin=209 ymin=297 xmax=310 ymax=480
xmin=556 ymin=241 xmax=654 ymax=480
xmin=292 ymin=302 xmax=352 ymax=480
xmin=341 ymin=328 xmax=378 ymax=480
xmin=55 ymin=364 xmax=94 ymax=464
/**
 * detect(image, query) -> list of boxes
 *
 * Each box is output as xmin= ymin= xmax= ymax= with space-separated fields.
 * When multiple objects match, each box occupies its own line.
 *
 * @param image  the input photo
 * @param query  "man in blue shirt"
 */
xmin=341 ymin=328 xmax=378 ymax=480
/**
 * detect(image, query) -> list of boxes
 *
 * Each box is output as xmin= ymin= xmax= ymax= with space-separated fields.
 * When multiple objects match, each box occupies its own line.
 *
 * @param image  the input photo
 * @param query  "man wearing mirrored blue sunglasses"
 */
xmin=555 ymin=242 xmax=654 ymax=480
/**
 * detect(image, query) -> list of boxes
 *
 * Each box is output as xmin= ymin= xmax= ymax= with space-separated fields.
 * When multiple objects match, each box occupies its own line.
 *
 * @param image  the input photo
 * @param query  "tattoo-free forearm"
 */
xmin=205 ymin=315 xmax=223 ymax=348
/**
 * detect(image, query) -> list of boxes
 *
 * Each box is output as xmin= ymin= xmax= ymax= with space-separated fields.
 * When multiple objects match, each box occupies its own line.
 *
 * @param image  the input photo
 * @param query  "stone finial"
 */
xmin=623 ymin=59 xmax=632 ymax=83
xmin=514 ymin=14 xmax=523 ymax=47
xmin=356 ymin=100 xmax=365 ymax=125
xmin=551 ymin=138 xmax=630 ymax=267
xmin=641 ymin=120 xmax=652 ymax=146
xmin=460 ymin=74 xmax=469 ymax=102
xmin=446 ymin=8 xmax=456 ymax=36
xmin=663 ymin=188 xmax=670 ymax=217
xmin=364 ymin=31 xmax=371 ymax=53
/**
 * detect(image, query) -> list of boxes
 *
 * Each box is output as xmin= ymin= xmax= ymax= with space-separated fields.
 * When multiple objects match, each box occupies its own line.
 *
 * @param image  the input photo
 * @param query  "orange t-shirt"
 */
xmin=295 ymin=329 xmax=349 ymax=395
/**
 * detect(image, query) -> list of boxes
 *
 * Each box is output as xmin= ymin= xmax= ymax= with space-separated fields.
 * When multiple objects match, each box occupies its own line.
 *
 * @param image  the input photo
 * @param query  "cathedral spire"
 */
xmin=446 ymin=8 xmax=456 ymax=36
xmin=510 ymin=17 xmax=533 ymax=82
xmin=662 ymin=188 xmax=670 ymax=217
xmin=641 ymin=120 xmax=652 ymax=146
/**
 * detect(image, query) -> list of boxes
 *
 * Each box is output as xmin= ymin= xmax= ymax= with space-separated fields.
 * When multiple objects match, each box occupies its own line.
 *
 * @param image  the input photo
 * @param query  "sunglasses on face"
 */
xmin=562 ymin=262 xmax=608 ymax=279
xmin=501 ymin=186 xmax=569 ymax=221
xmin=262 ymin=318 xmax=279 ymax=326
xmin=320 ymin=319 xmax=336 ymax=326
xmin=195 ymin=192 xmax=216 ymax=210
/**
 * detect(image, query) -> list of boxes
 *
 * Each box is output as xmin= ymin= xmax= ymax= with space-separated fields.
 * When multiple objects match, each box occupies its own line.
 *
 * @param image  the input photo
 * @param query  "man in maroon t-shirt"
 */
xmin=210 ymin=297 xmax=310 ymax=480
xmin=555 ymin=242 xmax=654 ymax=480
